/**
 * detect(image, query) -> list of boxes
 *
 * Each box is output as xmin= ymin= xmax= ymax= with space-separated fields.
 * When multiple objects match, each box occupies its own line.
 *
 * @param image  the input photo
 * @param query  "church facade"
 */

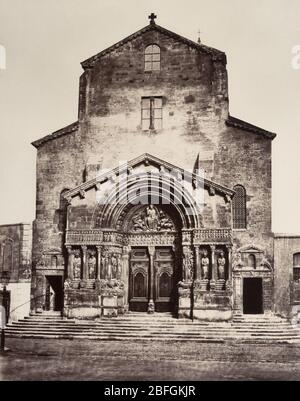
xmin=29 ymin=14 xmax=285 ymax=321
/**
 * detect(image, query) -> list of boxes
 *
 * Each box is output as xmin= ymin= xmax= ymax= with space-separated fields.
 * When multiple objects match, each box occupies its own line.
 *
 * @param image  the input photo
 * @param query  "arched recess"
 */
xmin=93 ymin=173 xmax=201 ymax=230
xmin=1 ymin=238 xmax=13 ymax=272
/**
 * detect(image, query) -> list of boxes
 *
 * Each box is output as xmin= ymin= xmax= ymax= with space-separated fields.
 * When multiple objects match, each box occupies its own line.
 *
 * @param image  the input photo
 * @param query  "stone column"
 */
xmin=122 ymin=245 xmax=131 ymax=313
xmin=66 ymin=246 xmax=73 ymax=280
xmin=81 ymin=245 xmax=88 ymax=280
xmin=148 ymin=246 xmax=155 ymax=313
xmin=96 ymin=246 xmax=101 ymax=280
xmin=210 ymin=245 xmax=216 ymax=290
xmin=195 ymin=246 xmax=201 ymax=280
xmin=226 ymin=245 xmax=233 ymax=291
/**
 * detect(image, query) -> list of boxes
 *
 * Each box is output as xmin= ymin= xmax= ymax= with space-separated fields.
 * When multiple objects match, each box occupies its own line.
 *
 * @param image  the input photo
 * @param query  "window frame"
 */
xmin=141 ymin=96 xmax=163 ymax=131
xmin=144 ymin=44 xmax=161 ymax=72
xmin=232 ymin=185 xmax=247 ymax=230
xmin=293 ymin=253 xmax=300 ymax=282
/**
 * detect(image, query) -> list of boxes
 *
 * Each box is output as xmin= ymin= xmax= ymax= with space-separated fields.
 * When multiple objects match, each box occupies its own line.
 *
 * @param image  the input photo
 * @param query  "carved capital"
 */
xmin=148 ymin=246 xmax=155 ymax=257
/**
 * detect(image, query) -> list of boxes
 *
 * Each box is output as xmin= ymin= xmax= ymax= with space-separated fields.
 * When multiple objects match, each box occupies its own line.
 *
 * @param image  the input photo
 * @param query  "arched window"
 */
xmin=144 ymin=44 xmax=160 ymax=71
xmin=2 ymin=239 xmax=13 ymax=272
xmin=293 ymin=253 xmax=300 ymax=282
xmin=248 ymin=254 xmax=256 ymax=269
xmin=233 ymin=185 xmax=247 ymax=229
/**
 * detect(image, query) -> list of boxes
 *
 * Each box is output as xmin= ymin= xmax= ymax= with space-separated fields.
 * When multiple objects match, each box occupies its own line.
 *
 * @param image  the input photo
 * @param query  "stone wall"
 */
xmin=274 ymin=235 xmax=300 ymax=318
xmin=0 ymin=223 xmax=32 ymax=320
xmin=0 ymin=223 xmax=32 ymax=282
xmin=31 ymin=22 xmax=275 ymax=314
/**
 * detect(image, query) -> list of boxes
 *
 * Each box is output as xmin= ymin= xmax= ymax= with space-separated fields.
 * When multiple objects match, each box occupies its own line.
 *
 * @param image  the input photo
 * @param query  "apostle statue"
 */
xmin=217 ymin=251 xmax=226 ymax=280
xmin=73 ymin=250 xmax=82 ymax=279
xmin=111 ymin=253 xmax=118 ymax=279
xmin=106 ymin=253 xmax=112 ymax=280
xmin=116 ymin=254 xmax=122 ymax=280
xmin=88 ymin=251 xmax=97 ymax=279
xmin=201 ymin=250 xmax=210 ymax=280
xmin=101 ymin=254 xmax=106 ymax=278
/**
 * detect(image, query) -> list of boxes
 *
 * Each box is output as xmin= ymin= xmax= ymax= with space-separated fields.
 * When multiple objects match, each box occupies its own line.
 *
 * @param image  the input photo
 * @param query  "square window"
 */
xmin=141 ymin=97 xmax=162 ymax=131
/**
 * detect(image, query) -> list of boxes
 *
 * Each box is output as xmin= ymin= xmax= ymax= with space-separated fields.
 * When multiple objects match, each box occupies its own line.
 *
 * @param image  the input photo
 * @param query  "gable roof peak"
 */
xmin=81 ymin=18 xmax=226 ymax=70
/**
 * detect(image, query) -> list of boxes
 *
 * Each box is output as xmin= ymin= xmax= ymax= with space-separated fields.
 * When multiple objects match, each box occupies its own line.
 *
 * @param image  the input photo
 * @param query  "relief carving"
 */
xmin=100 ymin=279 xmax=125 ymax=296
xmin=178 ymin=280 xmax=192 ymax=298
xmin=129 ymin=205 xmax=175 ymax=232
xmin=101 ymin=247 xmax=122 ymax=280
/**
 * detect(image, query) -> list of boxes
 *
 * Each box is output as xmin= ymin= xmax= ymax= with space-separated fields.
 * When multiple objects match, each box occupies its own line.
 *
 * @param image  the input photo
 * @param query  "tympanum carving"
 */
xmin=129 ymin=205 xmax=175 ymax=232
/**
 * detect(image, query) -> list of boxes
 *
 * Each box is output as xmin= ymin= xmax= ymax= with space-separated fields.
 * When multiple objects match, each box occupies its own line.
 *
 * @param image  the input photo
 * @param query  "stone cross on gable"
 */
xmin=197 ymin=30 xmax=202 ymax=44
xmin=148 ymin=13 xmax=157 ymax=24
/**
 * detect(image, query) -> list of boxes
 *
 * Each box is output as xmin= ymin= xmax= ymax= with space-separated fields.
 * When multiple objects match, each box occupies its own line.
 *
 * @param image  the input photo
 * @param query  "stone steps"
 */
xmin=5 ymin=313 xmax=300 ymax=343
xmin=9 ymin=322 xmax=297 ymax=332
xmin=6 ymin=323 xmax=299 ymax=334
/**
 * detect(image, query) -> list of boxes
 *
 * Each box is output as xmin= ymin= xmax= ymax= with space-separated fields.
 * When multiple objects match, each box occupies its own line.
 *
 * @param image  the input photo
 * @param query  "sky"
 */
xmin=0 ymin=0 xmax=300 ymax=233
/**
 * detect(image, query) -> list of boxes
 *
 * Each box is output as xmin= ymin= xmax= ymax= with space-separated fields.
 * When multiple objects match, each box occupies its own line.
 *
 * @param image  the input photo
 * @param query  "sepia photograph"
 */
xmin=0 ymin=0 xmax=300 ymax=386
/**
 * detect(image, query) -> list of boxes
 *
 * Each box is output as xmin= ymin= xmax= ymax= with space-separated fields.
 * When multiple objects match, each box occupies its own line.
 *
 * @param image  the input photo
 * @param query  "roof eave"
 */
xmin=226 ymin=117 xmax=277 ymax=140
xmin=31 ymin=121 xmax=79 ymax=149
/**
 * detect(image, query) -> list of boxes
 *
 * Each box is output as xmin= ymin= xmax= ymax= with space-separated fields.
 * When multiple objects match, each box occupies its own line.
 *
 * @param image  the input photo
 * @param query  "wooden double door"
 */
xmin=129 ymin=247 xmax=175 ymax=312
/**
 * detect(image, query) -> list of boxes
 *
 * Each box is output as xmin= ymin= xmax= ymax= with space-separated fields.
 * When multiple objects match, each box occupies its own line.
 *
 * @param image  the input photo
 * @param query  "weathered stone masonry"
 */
xmin=29 ymin=15 xmax=282 ymax=320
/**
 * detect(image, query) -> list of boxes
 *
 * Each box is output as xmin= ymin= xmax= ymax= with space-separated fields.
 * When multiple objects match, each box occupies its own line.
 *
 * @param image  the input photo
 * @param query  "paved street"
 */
xmin=1 ymin=338 xmax=300 ymax=381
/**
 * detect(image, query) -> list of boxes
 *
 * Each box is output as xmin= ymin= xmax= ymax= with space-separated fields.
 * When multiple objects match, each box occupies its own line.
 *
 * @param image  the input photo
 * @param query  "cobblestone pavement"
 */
xmin=1 ymin=338 xmax=300 ymax=381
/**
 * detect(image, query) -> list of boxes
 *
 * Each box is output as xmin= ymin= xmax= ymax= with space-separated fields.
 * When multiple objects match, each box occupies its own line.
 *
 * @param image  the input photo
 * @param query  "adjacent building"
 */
xmin=0 ymin=223 xmax=32 ymax=321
